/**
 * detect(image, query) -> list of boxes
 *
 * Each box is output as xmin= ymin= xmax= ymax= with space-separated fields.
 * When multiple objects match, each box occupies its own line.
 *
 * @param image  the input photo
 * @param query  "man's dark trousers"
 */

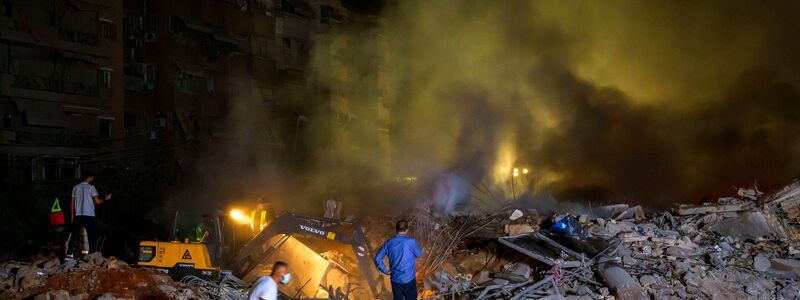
xmin=67 ymin=216 xmax=96 ymax=255
xmin=391 ymin=280 xmax=417 ymax=300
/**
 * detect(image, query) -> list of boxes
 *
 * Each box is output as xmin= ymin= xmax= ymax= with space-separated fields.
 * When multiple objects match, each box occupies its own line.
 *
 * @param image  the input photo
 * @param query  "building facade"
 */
xmin=0 ymin=0 xmax=388 ymax=187
xmin=0 ymin=0 xmax=124 ymax=188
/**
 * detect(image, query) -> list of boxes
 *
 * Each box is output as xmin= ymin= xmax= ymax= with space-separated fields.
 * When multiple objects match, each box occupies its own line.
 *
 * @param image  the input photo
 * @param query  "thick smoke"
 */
xmin=306 ymin=0 xmax=800 ymax=210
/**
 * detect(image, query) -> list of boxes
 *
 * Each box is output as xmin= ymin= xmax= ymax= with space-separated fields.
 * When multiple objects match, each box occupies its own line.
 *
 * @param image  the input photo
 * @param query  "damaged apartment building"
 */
xmin=121 ymin=0 xmax=390 ymax=175
xmin=0 ymin=0 xmax=389 ymax=195
xmin=0 ymin=0 xmax=124 ymax=197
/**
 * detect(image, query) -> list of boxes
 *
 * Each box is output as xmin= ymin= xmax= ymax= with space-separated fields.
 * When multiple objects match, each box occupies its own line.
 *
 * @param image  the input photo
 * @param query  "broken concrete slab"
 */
xmin=504 ymin=224 xmax=537 ymax=235
xmin=710 ymin=211 xmax=776 ymax=240
xmin=753 ymin=255 xmax=771 ymax=272
xmin=767 ymin=258 xmax=800 ymax=278
xmin=677 ymin=202 xmax=753 ymax=216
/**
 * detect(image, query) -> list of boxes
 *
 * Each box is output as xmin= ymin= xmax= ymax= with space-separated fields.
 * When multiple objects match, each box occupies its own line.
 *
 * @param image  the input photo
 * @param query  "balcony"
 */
xmin=58 ymin=28 xmax=100 ymax=47
xmin=13 ymin=74 xmax=98 ymax=97
xmin=0 ymin=73 xmax=103 ymax=106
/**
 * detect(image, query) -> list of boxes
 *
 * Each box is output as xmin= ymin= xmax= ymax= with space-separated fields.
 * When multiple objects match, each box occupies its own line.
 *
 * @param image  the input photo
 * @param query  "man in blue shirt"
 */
xmin=374 ymin=220 xmax=423 ymax=300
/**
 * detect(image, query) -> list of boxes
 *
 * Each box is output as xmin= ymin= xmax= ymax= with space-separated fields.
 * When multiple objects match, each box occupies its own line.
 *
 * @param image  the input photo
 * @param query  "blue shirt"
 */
xmin=374 ymin=234 xmax=422 ymax=284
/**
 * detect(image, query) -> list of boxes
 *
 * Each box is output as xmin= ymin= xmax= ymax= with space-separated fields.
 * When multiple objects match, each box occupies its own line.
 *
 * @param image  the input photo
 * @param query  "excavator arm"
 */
xmin=230 ymin=213 xmax=389 ymax=299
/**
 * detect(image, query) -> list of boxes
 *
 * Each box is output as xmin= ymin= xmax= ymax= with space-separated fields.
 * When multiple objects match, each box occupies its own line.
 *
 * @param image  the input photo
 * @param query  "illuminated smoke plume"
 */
xmin=307 ymin=0 xmax=800 ymax=210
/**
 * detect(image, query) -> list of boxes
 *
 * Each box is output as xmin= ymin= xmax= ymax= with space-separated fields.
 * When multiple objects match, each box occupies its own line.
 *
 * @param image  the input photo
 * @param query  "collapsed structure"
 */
xmin=414 ymin=181 xmax=800 ymax=299
xmin=4 ymin=181 xmax=800 ymax=299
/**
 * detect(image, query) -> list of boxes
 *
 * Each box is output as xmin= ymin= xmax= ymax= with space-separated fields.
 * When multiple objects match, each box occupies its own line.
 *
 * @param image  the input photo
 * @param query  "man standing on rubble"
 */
xmin=66 ymin=173 xmax=111 ymax=259
xmin=375 ymin=220 xmax=423 ymax=300
xmin=249 ymin=261 xmax=291 ymax=300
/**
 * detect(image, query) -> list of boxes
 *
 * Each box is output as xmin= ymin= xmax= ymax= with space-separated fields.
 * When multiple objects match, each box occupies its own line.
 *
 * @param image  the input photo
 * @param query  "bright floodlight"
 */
xmin=229 ymin=209 xmax=250 ymax=224
xmin=523 ymin=168 xmax=529 ymax=174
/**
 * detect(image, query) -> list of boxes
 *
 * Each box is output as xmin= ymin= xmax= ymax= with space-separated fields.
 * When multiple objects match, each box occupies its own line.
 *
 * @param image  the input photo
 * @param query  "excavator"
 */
xmin=137 ymin=211 xmax=391 ymax=299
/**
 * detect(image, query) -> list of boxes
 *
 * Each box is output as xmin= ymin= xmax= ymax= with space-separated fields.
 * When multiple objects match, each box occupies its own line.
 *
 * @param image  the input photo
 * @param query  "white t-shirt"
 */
xmin=72 ymin=182 xmax=98 ymax=216
xmin=249 ymin=276 xmax=278 ymax=300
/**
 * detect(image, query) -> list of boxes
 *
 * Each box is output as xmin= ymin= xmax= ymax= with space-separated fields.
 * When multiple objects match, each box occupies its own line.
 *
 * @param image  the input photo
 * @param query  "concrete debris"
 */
xmin=0 ymin=253 xmax=245 ymax=300
xmin=504 ymin=224 xmax=538 ymax=235
xmin=754 ymin=254 xmax=771 ymax=272
xmin=509 ymin=209 xmax=524 ymax=221
xmin=414 ymin=181 xmax=800 ymax=299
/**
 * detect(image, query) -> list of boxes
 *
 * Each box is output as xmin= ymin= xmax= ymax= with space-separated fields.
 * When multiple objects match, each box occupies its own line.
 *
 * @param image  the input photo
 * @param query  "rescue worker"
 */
xmin=249 ymin=261 xmax=291 ymax=300
xmin=66 ymin=172 xmax=111 ymax=259
xmin=251 ymin=197 xmax=272 ymax=235
xmin=191 ymin=222 xmax=208 ymax=242
xmin=324 ymin=197 xmax=337 ymax=219
xmin=375 ymin=220 xmax=423 ymax=300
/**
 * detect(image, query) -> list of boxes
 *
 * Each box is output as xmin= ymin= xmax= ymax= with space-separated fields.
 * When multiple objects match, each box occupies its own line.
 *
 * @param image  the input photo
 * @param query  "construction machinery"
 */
xmin=138 ymin=212 xmax=391 ymax=299
xmin=137 ymin=211 xmax=228 ymax=280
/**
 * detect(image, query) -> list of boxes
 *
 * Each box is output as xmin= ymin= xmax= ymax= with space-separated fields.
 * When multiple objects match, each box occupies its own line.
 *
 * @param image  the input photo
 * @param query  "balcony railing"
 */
xmin=58 ymin=28 xmax=99 ymax=46
xmin=13 ymin=74 xmax=99 ymax=97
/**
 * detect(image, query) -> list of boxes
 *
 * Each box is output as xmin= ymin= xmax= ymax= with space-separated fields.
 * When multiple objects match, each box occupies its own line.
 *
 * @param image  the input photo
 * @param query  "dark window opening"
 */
xmin=320 ymin=5 xmax=339 ymax=24
xmin=100 ymin=20 xmax=114 ymax=40
xmin=61 ymin=159 xmax=78 ymax=181
xmin=3 ymin=3 xmax=12 ymax=17
xmin=169 ymin=15 xmax=185 ymax=35
xmin=124 ymin=112 xmax=136 ymax=136
xmin=43 ymin=157 xmax=58 ymax=181
xmin=101 ymin=70 xmax=112 ymax=88
xmin=282 ymin=37 xmax=291 ymax=49
xmin=281 ymin=0 xmax=295 ymax=14
xmin=99 ymin=119 xmax=111 ymax=138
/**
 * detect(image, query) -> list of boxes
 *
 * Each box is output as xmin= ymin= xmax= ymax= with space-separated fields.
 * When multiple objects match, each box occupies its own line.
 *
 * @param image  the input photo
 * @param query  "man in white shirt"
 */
xmin=324 ymin=198 xmax=337 ymax=219
xmin=249 ymin=261 xmax=291 ymax=300
xmin=66 ymin=173 xmax=111 ymax=259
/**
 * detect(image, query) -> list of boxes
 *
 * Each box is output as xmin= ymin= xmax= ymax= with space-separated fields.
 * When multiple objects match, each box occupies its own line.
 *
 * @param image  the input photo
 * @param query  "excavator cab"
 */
xmin=137 ymin=210 xmax=232 ymax=280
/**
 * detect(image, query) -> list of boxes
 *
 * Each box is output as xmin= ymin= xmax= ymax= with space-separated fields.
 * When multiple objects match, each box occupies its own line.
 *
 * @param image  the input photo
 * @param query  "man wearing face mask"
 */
xmin=249 ymin=261 xmax=291 ymax=300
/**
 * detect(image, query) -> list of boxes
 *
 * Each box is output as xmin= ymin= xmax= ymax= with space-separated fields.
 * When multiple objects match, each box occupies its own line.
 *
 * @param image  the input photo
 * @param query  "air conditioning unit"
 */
xmin=154 ymin=118 xmax=166 ymax=128
xmin=147 ymin=130 xmax=157 ymax=140
xmin=144 ymin=32 xmax=156 ymax=42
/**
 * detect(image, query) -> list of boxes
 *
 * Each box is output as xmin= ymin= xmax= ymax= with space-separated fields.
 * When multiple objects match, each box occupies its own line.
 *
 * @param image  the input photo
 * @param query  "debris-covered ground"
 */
xmin=413 ymin=181 xmax=800 ymax=299
xmin=0 ymin=252 xmax=250 ymax=300
xmin=6 ymin=181 xmax=800 ymax=299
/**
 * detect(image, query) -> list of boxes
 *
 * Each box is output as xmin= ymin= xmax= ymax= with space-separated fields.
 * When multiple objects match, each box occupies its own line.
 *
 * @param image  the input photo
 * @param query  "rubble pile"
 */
xmin=419 ymin=182 xmax=800 ymax=299
xmin=0 ymin=253 xmax=196 ymax=300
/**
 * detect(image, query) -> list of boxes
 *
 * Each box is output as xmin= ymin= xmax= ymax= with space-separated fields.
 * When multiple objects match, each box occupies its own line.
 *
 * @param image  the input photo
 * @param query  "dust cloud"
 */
xmin=307 ymin=0 xmax=800 ymax=211
xmin=177 ymin=1 xmax=800 ymax=217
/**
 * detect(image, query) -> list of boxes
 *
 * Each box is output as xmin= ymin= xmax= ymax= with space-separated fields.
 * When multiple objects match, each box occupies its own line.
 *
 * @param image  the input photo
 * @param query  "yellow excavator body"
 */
xmin=137 ymin=240 xmax=220 ymax=280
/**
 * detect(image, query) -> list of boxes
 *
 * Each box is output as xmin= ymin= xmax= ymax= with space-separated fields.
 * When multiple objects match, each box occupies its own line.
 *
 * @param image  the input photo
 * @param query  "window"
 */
xmin=282 ymin=37 xmax=291 ymax=49
xmin=100 ymin=19 xmax=115 ymax=40
xmin=320 ymin=5 xmax=339 ymax=24
xmin=100 ymin=70 xmax=112 ymax=88
xmin=3 ymin=3 xmax=12 ymax=17
xmin=169 ymin=15 xmax=185 ymax=35
xmin=281 ymin=0 xmax=295 ymax=14
xmin=124 ymin=112 xmax=136 ymax=136
xmin=61 ymin=159 xmax=78 ymax=181
xmin=43 ymin=157 xmax=58 ymax=181
xmin=294 ymin=40 xmax=305 ymax=55
xmin=207 ymin=77 xmax=215 ymax=93
xmin=99 ymin=119 xmax=111 ymax=138
xmin=176 ymin=73 xmax=210 ymax=95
